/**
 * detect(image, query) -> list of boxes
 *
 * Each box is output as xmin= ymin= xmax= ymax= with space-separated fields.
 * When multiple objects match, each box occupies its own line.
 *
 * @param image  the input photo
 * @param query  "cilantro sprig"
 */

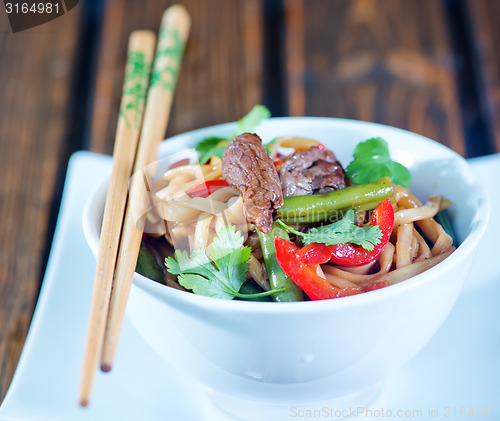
xmin=346 ymin=137 xmax=411 ymax=188
xmin=165 ymin=225 xmax=284 ymax=300
xmin=277 ymin=210 xmax=382 ymax=251
xmin=196 ymin=105 xmax=271 ymax=164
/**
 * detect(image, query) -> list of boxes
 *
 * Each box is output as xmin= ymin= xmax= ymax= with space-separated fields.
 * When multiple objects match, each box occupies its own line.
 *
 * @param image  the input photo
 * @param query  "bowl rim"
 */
xmin=84 ymin=116 xmax=491 ymax=315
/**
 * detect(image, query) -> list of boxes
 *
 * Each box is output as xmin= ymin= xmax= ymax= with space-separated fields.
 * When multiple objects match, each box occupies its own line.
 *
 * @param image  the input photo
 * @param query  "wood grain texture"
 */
xmin=468 ymin=0 xmax=500 ymax=152
xmin=284 ymin=0 xmax=465 ymax=155
xmin=90 ymin=0 xmax=264 ymax=154
xmin=0 ymin=8 xmax=81 ymax=403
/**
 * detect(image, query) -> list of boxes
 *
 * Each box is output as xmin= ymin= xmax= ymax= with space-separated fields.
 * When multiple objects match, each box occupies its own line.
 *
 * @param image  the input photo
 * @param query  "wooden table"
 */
xmin=0 ymin=0 xmax=499 ymax=403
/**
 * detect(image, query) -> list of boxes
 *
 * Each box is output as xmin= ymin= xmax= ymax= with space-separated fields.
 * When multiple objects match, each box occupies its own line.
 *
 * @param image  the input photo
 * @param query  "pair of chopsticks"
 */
xmin=79 ymin=5 xmax=191 ymax=407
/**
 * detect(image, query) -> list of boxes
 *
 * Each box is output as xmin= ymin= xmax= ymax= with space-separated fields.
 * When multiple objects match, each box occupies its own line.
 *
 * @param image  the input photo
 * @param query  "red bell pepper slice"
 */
xmin=296 ymin=198 xmax=394 ymax=267
xmin=274 ymin=237 xmax=360 ymax=300
xmin=186 ymin=180 xmax=229 ymax=198
xmin=273 ymin=158 xmax=284 ymax=167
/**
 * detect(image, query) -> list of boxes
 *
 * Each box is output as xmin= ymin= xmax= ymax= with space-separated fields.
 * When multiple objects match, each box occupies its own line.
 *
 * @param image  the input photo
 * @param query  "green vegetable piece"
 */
xmin=346 ymin=137 xmax=411 ymax=188
xmin=195 ymin=136 xmax=226 ymax=164
xmin=195 ymin=105 xmax=271 ymax=163
xmin=434 ymin=209 xmax=457 ymax=246
xmin=136 ymin=242 xmax=165 ymax=284
xmin=263 ymin=137 xmax=279 ymax=155
xmin=257 ymin=223 xmax=304 ymax=302
xmin=237 ymin=281 xmax=273 ymax=302
xmin=165 ymin=225 xmax=285 ymax=300
xmin=277 ymin=177 xmax=394 ymax=224
xmin=277 ymin=209 xmax=382 ymax=251
xmin=209 ymin=225 xmax=252 ymax=288
xmin=236 ymin=104 xmax=271 ymax=134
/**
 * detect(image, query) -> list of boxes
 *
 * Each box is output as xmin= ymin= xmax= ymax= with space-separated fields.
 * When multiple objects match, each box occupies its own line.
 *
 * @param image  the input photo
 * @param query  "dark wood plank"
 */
xmin=90 ymin=0 xmax=265 ymax=154
xmin=0 ymin=8 xmax=81 ymax=403
xmin=284 ymin=0 xmax=465 ymax=155
xmin=468 ymin=0 xmax=500 ymax=153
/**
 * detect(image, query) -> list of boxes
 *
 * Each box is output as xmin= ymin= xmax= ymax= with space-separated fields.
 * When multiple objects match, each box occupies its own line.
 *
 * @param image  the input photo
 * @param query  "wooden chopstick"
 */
xmin=79 ymin=30 xmax=156 ymax=407
xmin=100 ymin=5 xmax=191 ymax=372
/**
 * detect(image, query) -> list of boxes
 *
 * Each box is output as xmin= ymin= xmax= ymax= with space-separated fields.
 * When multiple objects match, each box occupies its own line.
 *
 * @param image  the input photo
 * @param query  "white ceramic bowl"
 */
xmin=83 ymin=118 xmax=489 ymax=418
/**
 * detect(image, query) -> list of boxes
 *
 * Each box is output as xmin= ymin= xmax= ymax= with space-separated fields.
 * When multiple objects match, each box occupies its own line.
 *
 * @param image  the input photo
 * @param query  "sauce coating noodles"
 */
xmin=141 ymin=140 xmax=455 ymax=300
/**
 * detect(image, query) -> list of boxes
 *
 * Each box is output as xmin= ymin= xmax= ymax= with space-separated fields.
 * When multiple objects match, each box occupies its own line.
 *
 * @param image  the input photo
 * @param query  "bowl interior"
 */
xmin=83 ymin=117 xmax=489 ymax=309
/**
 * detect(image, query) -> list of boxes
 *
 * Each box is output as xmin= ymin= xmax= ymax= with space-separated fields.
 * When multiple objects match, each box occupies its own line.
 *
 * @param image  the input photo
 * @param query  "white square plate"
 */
xmin=0 ymin=151 xmax=498 ymax=421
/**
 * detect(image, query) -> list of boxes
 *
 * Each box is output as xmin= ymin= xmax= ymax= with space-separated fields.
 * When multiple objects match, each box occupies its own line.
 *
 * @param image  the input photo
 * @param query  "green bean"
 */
xmin=258 ymin=223 xmax=304 ymax=302
xmin=277 ymin=177 xmax=394 ymax=224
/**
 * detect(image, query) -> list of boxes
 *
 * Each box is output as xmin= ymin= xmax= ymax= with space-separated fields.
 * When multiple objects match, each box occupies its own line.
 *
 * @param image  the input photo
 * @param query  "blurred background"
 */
xmin=0 ymin=0 xmax=499 ymax=403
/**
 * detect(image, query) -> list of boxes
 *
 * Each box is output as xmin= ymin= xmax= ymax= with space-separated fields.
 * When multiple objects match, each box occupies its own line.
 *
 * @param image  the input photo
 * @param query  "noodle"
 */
xmin=208 ymin=186 xmax=240 ymax=202
xmin=174 ymin=196 xmax=228 ymax=214
xmin=409 ymin=229 xmax=419 ymax=261
xmin=396 ymin=224 xmax=413 ymax=268
xmin=394 ymin=196 xmax=441 ymax=225
xmin=339 ymin=260 xmax=377 ymax=275
xmin=322 ymin=270 xmax=363 ymax=294
xmin=393 ymin=185 xmax=453 ymax=257
xmin=142 ymin=140 xmax=456 ymax=301
xmin=413 ymin=228 xmax=432 ymax=261
xmin=275 ymin=136 xmax=323 ymax=151
xmin=169 ymin=224 xmax=190 ymax=251
xmin=148 ymin=156 xmax=248 ymax=255
xmin=359 ymin=247 xmax=455 ymax=286
xmin=322 ymin=242 xmax=395 ymax=284
xmin=424 ymin=220 xmax=453 ymax=256
xmin=393 ymin=184 xmax=409 ymax=203
xmin=214 ymin=214 xmax=227 ymax=234
xmin=156 ymin=202 xmax=202 ymax=222
xmin=247 ymin=254 xmax=270 ymax=291
xmin=193 ymin=213 xmax=213 ymax=250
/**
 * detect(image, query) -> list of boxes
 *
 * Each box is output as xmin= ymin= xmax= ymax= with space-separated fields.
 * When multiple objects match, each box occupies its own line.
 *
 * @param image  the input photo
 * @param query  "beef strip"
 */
xmin=222 ymin=133 xmax=284 ymax=233
xmin=278 ymin=146 xmax=347 ymax=197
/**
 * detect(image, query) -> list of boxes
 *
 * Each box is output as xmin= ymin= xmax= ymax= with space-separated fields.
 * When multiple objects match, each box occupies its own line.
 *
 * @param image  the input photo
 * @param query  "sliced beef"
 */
xmin=222 ymin=133 xmax=284 ymax=233
xmin=278 ymin=146 xmax=347 ymax=197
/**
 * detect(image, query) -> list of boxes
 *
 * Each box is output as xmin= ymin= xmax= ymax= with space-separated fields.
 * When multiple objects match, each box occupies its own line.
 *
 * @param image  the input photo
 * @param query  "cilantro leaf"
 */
xmin=236 ymin=105 xmax=271 ymax=134
xmin=165 ymin=225 xmax=283 ymax=300
xmin=195 ymin=105 xmax=271 ymax=164
xmin=277 ymin=210 xmax=382 ymax=251
xmin=345 ymin=137 xmax=411 ymax=188
xmin=208 ymin=225 xmax=252 ymax=285
xmin=176 ymin=274 xmax=232 ymax=300
xmin=195 ymin=136 xmax=226 ymax=165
